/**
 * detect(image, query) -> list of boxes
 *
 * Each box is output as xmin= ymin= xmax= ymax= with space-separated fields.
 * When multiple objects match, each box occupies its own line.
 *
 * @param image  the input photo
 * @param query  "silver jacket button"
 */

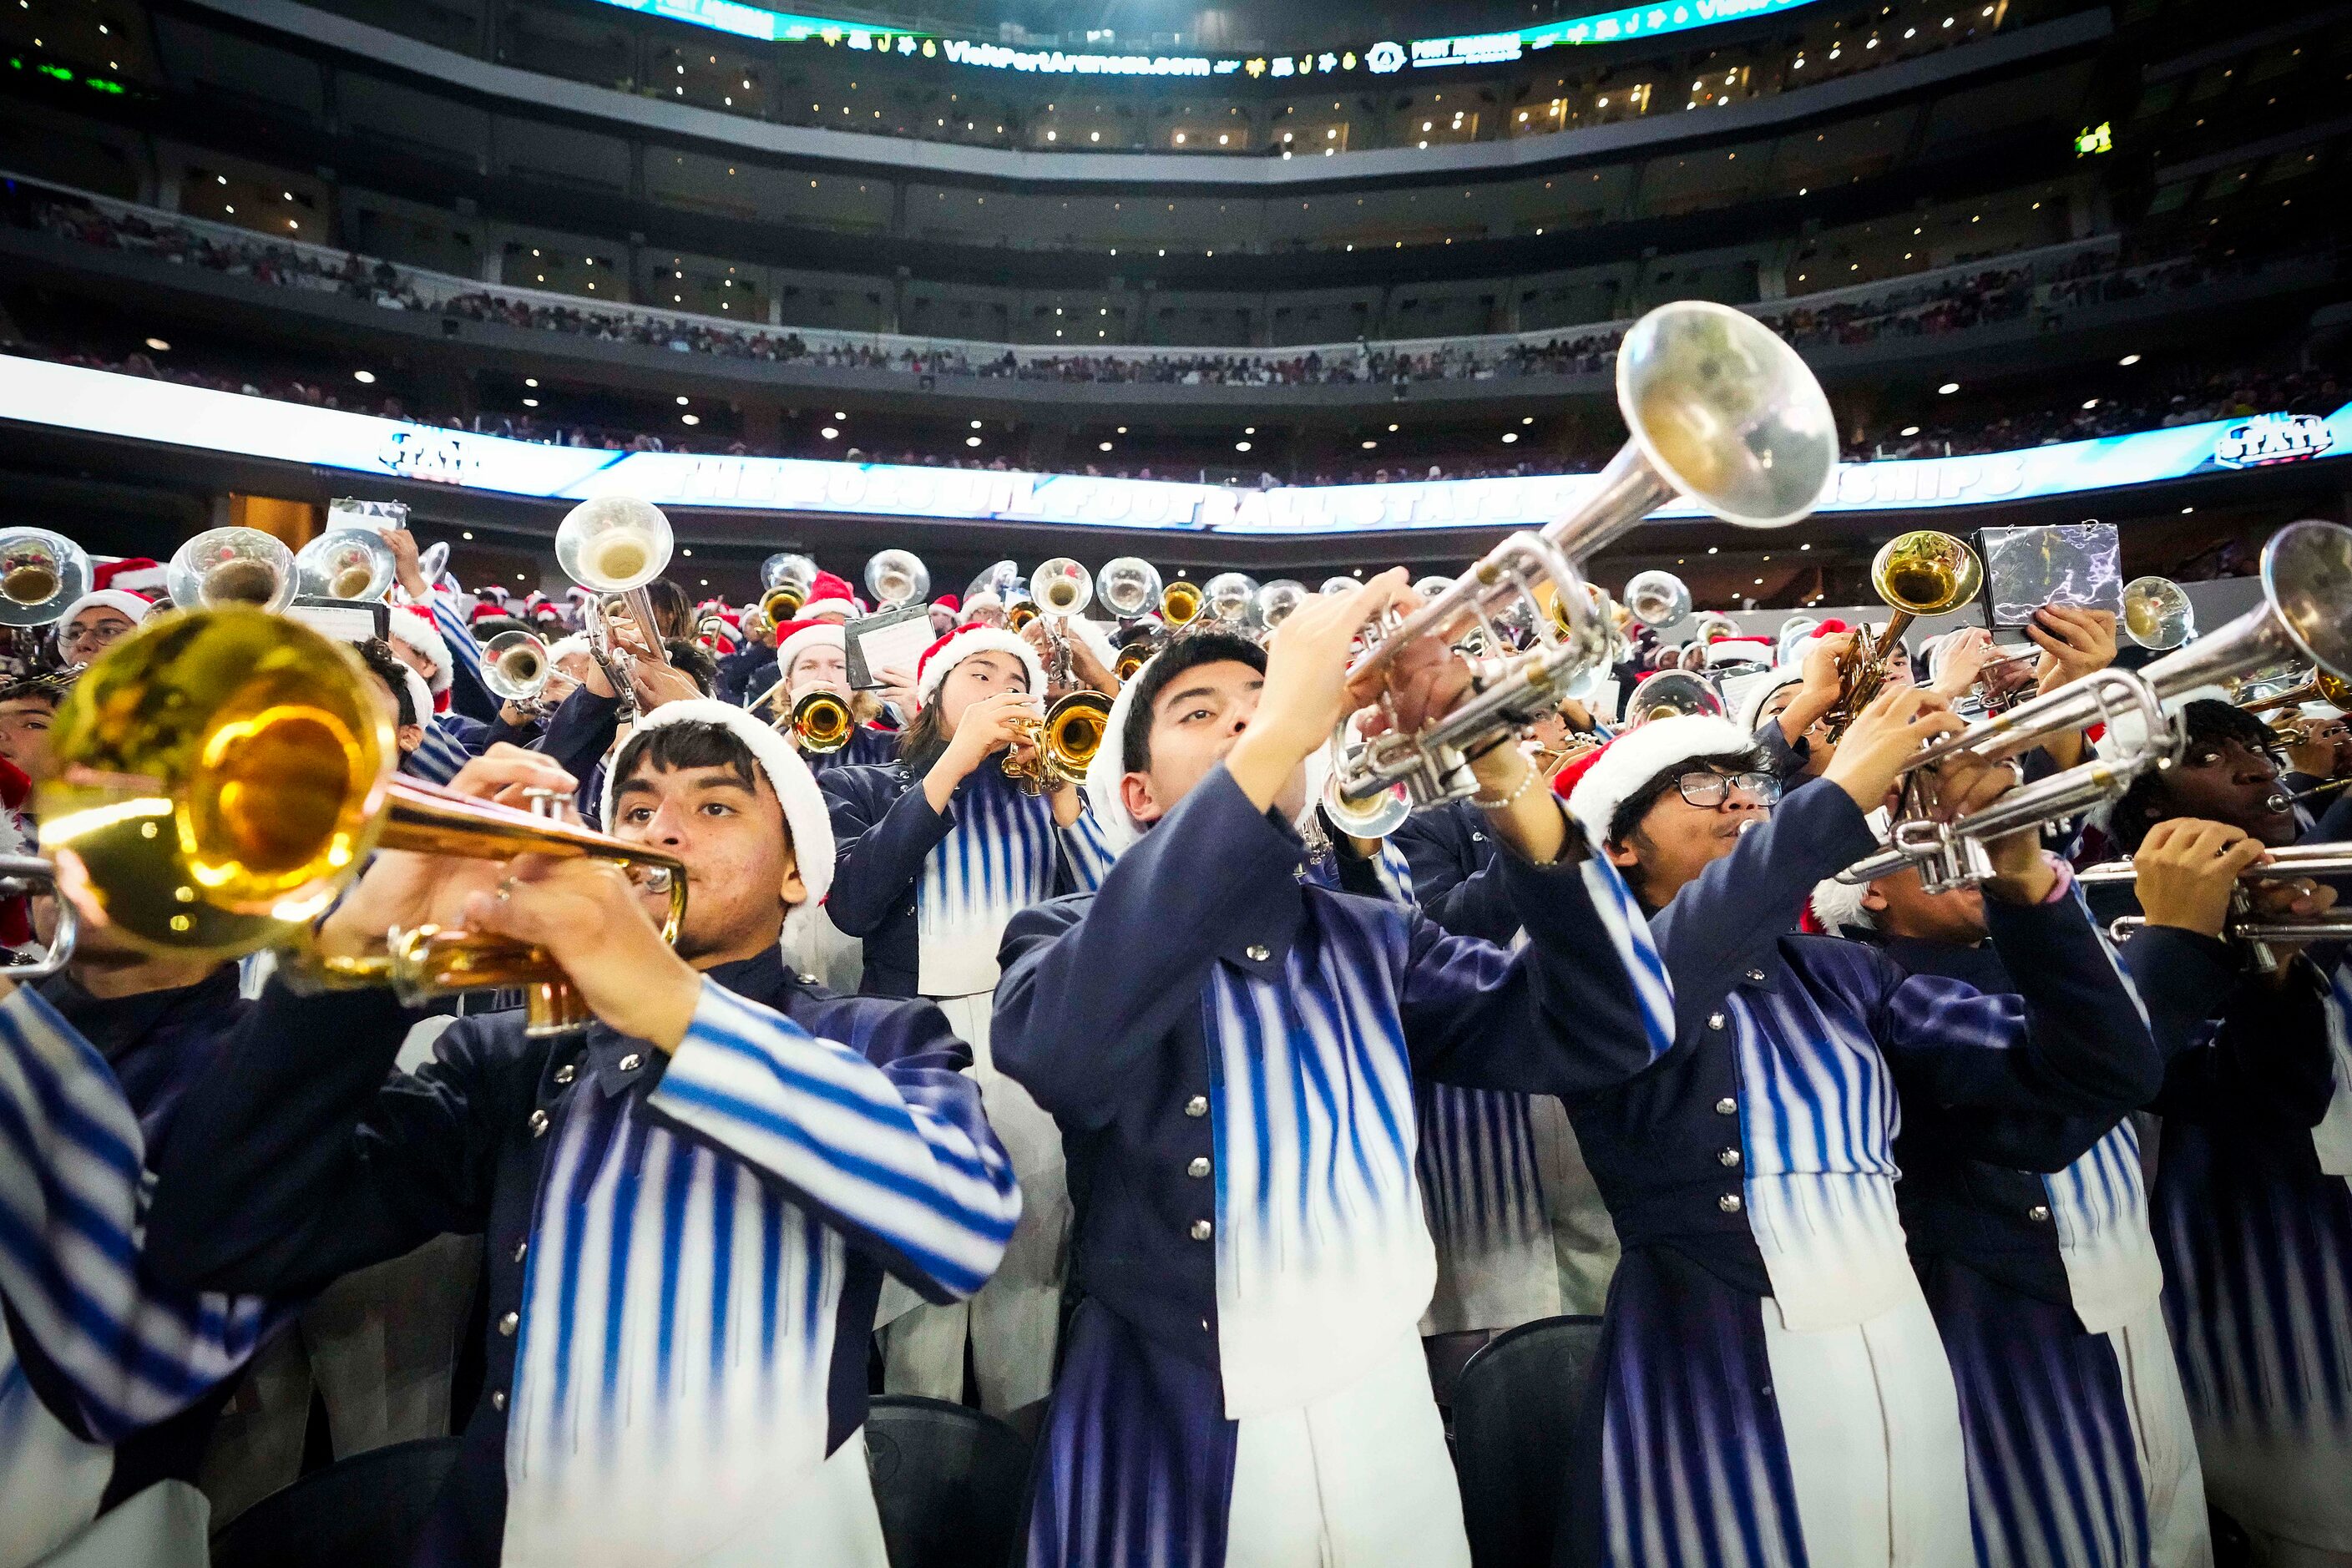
xmin=1707 ymin=1012 xmax=1727 ymax=1031
xmin=1184 ymin=1095 xmax=1209 ymax=1118
xmin=498 ymin=1311 xmax=519 ymax=1337
xmin=1190 ymin=1219 xmax=1213 ymax=1242
xmin=490 ymin=1389 xmax=507 ymax=1412
xmin=1718 ymin=1148 xmax=1742 ymax=1168
xmin=798 ymin=974 xmax=818 ymax=985
xmin=1744 ymin=969 xmax=1766 ymax=983
xmin=553 ymin=1064 xmax=575 ymax=1085
xmin=618 ymin=1053 xmax=642 ymax=1072
xmin=1187 ymin=1157 xmax=1211 ymax=1179
xmin=1245 ymin=943 xmax=1271 ymax=962
xmin=527 ymin=1109 xmax=549 ymax=1138
xmin=1714 ymin=1097 xmax=1737 ymax=1115
xmin=2028 ymin=1205 xmax=2051 ymax=1222
xmin=1717 ymin=1193 xmax=1744 ymax=1213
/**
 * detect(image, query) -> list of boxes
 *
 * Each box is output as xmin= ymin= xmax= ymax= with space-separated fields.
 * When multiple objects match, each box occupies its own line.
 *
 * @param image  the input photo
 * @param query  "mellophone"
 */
xmin=5 ymin=299 xmax=2348 ymax=982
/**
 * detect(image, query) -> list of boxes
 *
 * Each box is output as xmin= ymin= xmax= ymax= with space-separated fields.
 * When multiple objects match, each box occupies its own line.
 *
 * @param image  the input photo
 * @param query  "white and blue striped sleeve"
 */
xmin=1057 ymin=802 xmax=1120 ymax=893
xmin=0 ymin=987 xmax=279 ymax=1444
xmin=424 ymin=588 xmax=487 ymax=685
xmin=647 ymin=980 xmax=1020 ymax=1304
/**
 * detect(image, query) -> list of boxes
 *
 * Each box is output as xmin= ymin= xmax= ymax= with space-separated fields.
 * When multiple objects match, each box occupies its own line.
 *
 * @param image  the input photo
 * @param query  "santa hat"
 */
xmin=1082 ymin=649 xmax=1156 ymax=856
xmin=913 ymin=625 xmax=1044 ymax=704
xmin=775 ymin=619 xmax=845 ymax=682
xmin=1735 ymin=666 xmax=1808 ymax=734
xmin=596 ymin=698 xmax=836 ymax=958
xmin=477 ymin=584 xmax=511 ymax=604
xmin=1705 ymin=637 xmax=1773 ymax=669
xmin=1560 ymin=713 xmax=1756 ymax=847
xmin=389 ymin=604 xmax=454 ymax=693
xmin=393 ymin=665 xmax=434 ymax=731
xmin=60 ymin=556 xmax=164 ymax=630
xmin=1808 ymin=875 xmax=1875 ymax=936
xmin=468 ymin=601 xmax=511 ymax=627
xmin=931 ymin=594 xmax=961 ymax=615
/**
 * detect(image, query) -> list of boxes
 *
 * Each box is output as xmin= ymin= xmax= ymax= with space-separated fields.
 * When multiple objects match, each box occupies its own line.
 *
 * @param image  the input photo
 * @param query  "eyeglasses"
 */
xmin=1674 ymin=769 xmax=1781 ymax=809
xmin=60 ymin=621 xmax=130 ymax=651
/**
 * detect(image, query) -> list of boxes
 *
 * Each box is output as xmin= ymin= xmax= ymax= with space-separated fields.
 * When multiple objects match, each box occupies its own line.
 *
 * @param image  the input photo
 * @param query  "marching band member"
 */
xmin=53 ymin=569 xmax=159 ymax=672
xmin=1737 ymin=627 xmax=1855 ymax=779
xmin=2101 ymin=699 xmax=2352 ymax=1563
xmin=821 ymin=624 xmax=1092 ymax=1420
xmin=1554 ymin=692 xmax=2159 ymax=1568
xmin=0 ymin=677 xmax=59 ymax=780
xmin=1814 ymin=828 xmax=2263 ymax=1568
xmin=145 ymin=725 xmax=1019 ymax=1566
xmin=994 ymin=579 xmax=1677 ymax=1568
xmin=765 ymin=619 xmax=897 ymax=771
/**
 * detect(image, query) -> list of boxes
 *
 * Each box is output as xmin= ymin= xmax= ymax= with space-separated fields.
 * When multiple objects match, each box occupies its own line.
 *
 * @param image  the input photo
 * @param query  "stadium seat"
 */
xmin=1451 ymin=1314 xmax=1605 ymax=1568
xmin=864 ymin=1395 xmax=1031 ymax=1568
xmin=209 ymin=1436 xmax=462 ymax=1568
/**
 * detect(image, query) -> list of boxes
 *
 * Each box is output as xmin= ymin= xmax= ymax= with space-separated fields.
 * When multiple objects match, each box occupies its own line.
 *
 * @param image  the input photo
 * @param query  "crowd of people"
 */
xmin=0 ymin=503 xmax=2348 ymax=1568
xmin=1862 ymin=362 xmax=2349 ymax=459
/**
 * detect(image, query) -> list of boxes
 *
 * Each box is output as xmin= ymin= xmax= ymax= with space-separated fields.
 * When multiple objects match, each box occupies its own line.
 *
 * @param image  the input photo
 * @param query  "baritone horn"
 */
xmin=167 ymin=527 xmax=296 ymax=613
xmin=38 ymin=608 xmax=685 ymax=1036
xmin=1329 ymin=301 xmax=1838 ymax=810
xmin=0 ymin=529 xmax=91 ymax=627
xmin=294 ymin=529 xmax=397 ymax=603
xmin=2120 ymin=575 xmax=2195 ymax=651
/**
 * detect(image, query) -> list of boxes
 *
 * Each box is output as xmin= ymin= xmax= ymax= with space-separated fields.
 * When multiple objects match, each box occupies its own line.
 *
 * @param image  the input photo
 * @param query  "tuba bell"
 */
xmin=0 ymin=528 xmax=91 ymax=628
xmin=168 ymin=527 xmax=296 ymax=613
xmin=38 ymin=608 xmax=686 ymax=1035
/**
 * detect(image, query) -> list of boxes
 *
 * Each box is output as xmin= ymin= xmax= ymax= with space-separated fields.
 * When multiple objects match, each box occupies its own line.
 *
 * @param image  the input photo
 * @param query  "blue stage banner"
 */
xmin=0 ymin=360 xmax=2340 ymax=534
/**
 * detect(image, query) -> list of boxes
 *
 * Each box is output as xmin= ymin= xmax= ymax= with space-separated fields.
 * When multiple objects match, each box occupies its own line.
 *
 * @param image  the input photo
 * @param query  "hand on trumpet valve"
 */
xmin=1926 ymin=627 xmax=1998 ymax=702
xmin=1225 ymin=569 xmax=1412 ymax=812
xmin=1822 ymin=686 xmax=1967 ymax=818
xmin=2132 ymin=818 xmax=2274 ymax=940
xmin=460 ymin=852 xmax=702 ymax=1051
xmin=2024 ymin=605 xmax=2117 ymax=695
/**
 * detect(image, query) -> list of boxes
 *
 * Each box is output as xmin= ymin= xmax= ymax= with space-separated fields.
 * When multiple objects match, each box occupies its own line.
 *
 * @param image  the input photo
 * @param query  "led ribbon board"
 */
xmin=1 ymin=360 xmax=2339 ymax=535
xmin=578 ymin=0 xmax=1823 ymax=73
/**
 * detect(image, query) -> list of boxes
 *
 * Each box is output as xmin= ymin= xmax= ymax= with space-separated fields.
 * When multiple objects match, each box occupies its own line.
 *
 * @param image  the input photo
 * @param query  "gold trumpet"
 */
xmin=1161 ymin=579 xmax=1203 ymax=627
xmin=761 ymin=582 xmax=808 ymax=624
xmin=790 ymin=690 xmax=855 ymax=753
xmin=1826 ymin=529 xmax=1982 ymax=736
xmin=1114 ymin=638 xmax=1156 ymax=682
xmin=37 ymin=608 xmax=685 ymax=1036
xmin=2244 ymin=667 xmax=2352 ymax=746
xmin=1002 ymin=693 xmax=1113 ymax=793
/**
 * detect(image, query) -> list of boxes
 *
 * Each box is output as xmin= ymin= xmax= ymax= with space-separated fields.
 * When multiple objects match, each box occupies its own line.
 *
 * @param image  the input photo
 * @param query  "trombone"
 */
xmin=556 ymin=496 xmax=675 ymax=721
xmin=1328 ymin=300 xmax=1839 ymax=813
xmin=1838 ymin=519 xmax=2352 ymax=894
xmin=2077 ymin=843 xmax=2352 ymax=971
xmin=36 ymin=608 xmax=685 ymax=1036
xmin=167 ymin=527 xmax=296 ymax=613
xmin=0 ymin=529 xmax=91 ymax=628
xmin=1823 ymin=530 xmax=1982 ymax=736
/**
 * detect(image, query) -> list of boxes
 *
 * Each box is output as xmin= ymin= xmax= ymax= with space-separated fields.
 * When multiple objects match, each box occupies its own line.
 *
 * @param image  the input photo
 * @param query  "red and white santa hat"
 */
xmin=795 ymin=570 xmax=861 ymax=625
xmin=393 ymin=665 xmax=435 ymax=731
xmin=774 ymin=619 xmax=845 ymax=681
xmin=1703 ymin=637 xmax=1773 ymax=669
xmin=595 ymin=698 xmax=837 ymax=956
xmin=388 ymin=604 xmax=454 ymax=693
xmin=913 ymin=625 xmax=1044 ymax=705
xmin=60 ymin=557 xmax=164 ymax=629
xmin=1557 ymin=713 xmax=1757 ymax=847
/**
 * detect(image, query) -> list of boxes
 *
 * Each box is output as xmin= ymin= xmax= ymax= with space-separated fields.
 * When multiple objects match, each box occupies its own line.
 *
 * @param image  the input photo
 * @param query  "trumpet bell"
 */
xmin=1114 ymin=638 xmax=1156 ymax=681
xmin=556 ymin=496 xmax=673 ymax=594
xmin=1623 ymin=569 xmax=1692 ymax=629
xmin=1872 ymin=530 xmax=1983 ymax=617
xmin=1202 ymin=572 xmax=1259 ymax=625
xmin=38 ymin=608 xmax=393 ymax=956
xmin=169 ymin=528 xmax=296 ymax=614
xmin=1098 ymin=558 xmax=1164 ymax=620
xmin=2120 ymin=576 xmax=2194 ymax=651
xmin=1256 ymin=579 xmax=1308 ymax=630
xmin=791 ymin=690 xmax=855 ymax=753
xmin=1626 ymin=668 xmax=1727 ymax=726
xmin=761 ymin=583 xmax=807 ymax=622
xmin=1034 ymin=558 xmax=1095 ymax=617
xmin=864 ymin=549 xmax=930 ymax=609
xmin=0 ymin=528 xmax=91 ymax=626
xmin=483 ymin=629 xmax=553 ymax=702
xmin=2258 ymin=522 xmax=2352 ymax=680
xmin=295 ymin=529 xmax=397 ymax=603
xmin=1161 ymin=579 xmax=1204 ymax=626
xmin=1044 ymin=690 xmax=1110 ymax=776
xmin=1617 ymin=301 xmax=1839 ymax=529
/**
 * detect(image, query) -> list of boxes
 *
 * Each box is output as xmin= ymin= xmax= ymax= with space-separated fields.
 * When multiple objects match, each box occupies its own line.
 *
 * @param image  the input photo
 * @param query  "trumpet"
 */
xmin=1824 ymin=530 xmax=1982 ymax=736
xmin=2121 ymin=576 xmax=2195 ymax=651
xmin=1098 ymin=558 xmax=1164 ymax=620
xmin=556 ymin=496 xmax=675 ymax=721
xmin=483 ymin=628 xmax=558 ymax=716
xmin=1002 ymin=695 xmax=1111 ymax=793
xmin=1114 ymin=635 xmax=1158 ymax=682
xmin=1328 ymin=301 xmax=1837 ymax=812
xmin=1622 ymin=569 xmax=1692 ymax=630
xmin=864 ymin=549 xmax=929 ymax=609
xmin=2239 ymin=666 xmax=2350 ymax=721
xmin=1320 ymin=712 xmax=1412 ymax=839
xmin=0 ymin=529 xmax=91 ymax=628
xmin=294 ymin=529 xmax=397 ymax=603
xmin=1161 ymin=579 xmax=1204 ymax=627
xmin=2078 ymin=844 xmax=2352 ymax=971
xmin=36 ymin=608 xmax=685 ymax=1034
xmin=790 ymin=690 xmax=855 ymax=754
xmin=1256 ymin=579 xmax=1308 ymax=632
xmin=1838 ymin=519 xmax=2352 ymax=893
xmin=167 ymin=527 xmax=296 ymax=613
xmin=1625 ymin=668 xmax=1727 ymax=726
xmin=760 ymin=551 xmax=818 ymax=623
xmin=1034 ymin=558 xmax=1094 ymax=618
xmin=1202 ymin=572 xmax=1261 ymax=626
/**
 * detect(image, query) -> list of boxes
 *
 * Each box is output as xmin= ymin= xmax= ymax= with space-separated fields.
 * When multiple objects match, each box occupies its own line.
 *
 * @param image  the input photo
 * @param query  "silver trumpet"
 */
xmin=556 ymin=496 xmax=675 ymax=721
xmin=1328 ymin=300 xmax=1838 ymax=813
xmin=167 ymin=527 xmax=296 ymax=613
xmin=483 ymin=628 xmax=559 ymax=717
xmin=1839 ymin=520 xmax=2352 ymax=893
xmin=1623 ymin=569 xmax=1692 ymax=630
xmin=1624 ymin=668 xmax=1727 ymax=726
xmin=2078 ymin=843 xmax=2352 ymax=971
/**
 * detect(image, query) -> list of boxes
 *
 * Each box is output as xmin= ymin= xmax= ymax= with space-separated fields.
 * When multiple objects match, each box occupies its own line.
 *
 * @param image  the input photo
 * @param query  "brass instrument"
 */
xmin=482 ymin=628 xmax=558 ymax=717
xmin=167 ymin=527 xmax=296 ymax=613
xmin=1114 ymin=637 xmax=1157 ymax=682
xmin=1255 ymin=579 xmax=1308 ymax=632
xmin=1320 ymin=713 xmax=1412 ymax=838
xmin=1412 ymin=574 xmax=1457 ymax=602
xmin=556 ymin=497 xmax=675 ymax=721
xmin=761 ymin=582 xmax=808 ymax=623
xmin=1825 ymin=530 xmax=1982 ymax=735
xmin=1098 ymin=558 xmax=1164 ymax=620
xmin=2240 ymin=667 xmax=2351 ymax=731
xmin=2120 ymin=575 xmax=2195 ymax=651
xmin=1201 ymin=573 xmax=1261 ymax=626
xmin=790 ymin=690 xmax=855 ymax=753
xmin=38 ymin=608 xmax=685 ymax=1035
xmin=0 ymin=529 xmax=91 ymax=628
xmin=1622 ymin=569 xmax=1692 ymax=630
xmin=1625 ymin=668 xmax=1727 ymax=726
xmin=1006 ymin=597 xmax=1042 ymax=633
xmin=1839 ymin=520 xmax=2352 ymax=894
xmin=2078 ymin=844 xmax=2352 ymax=971
xmin=1330 ymin=300 xmax=1837 ymax=812
xmin=1161 ymin=579 xmax=1204 ymax=627
xmin=1002 ymin=697 xmax=1111 ymax=793
xmin=864 ymin=549 xmax=930 ymax=609
xmin=293 ymin=529 xmax=397 ymax=602
xmin=759 ymin=550 xmax=818 ymax=623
